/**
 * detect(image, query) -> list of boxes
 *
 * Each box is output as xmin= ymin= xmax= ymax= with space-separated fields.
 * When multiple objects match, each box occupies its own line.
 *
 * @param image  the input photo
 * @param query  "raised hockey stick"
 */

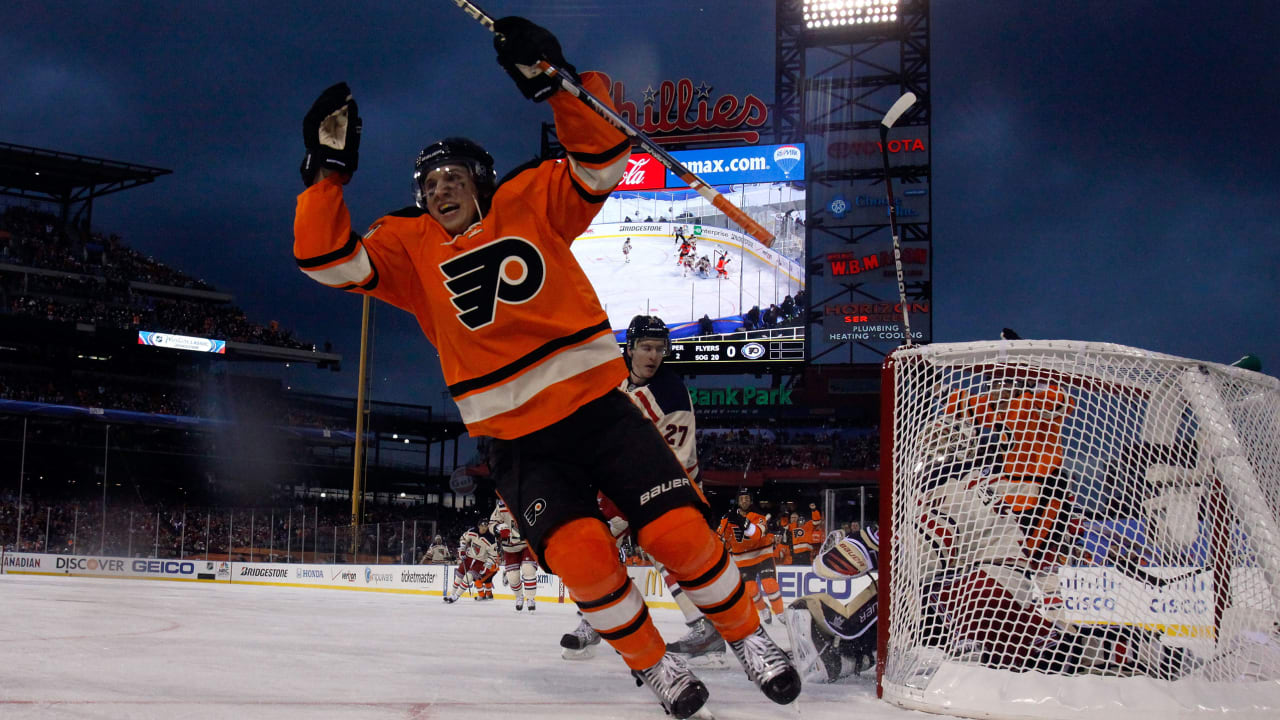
xmin=879 ymin=91 xmax=917 ymax=345
xmin=449 ymin=0 xmax=778 ymax=248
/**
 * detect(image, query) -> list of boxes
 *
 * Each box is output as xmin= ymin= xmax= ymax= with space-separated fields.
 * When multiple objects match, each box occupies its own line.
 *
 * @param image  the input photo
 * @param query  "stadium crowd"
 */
xmin=0 ymin=480 xmax=863 ymax=567
xmin=740 ymin=290 xmax=804 ymax=331
xmin=697 ymin=427 xmax=878 ymax=472
xmin=0 ymin=492 xmax=486 ymax=564
xmin=0 ymin=205 xmax=311 ymax=349
xmin=0 ymin=374 xmax=197 ymax=416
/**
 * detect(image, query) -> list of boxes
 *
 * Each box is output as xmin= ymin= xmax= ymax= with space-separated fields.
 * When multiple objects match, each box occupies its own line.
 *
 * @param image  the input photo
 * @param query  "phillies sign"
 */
xmin=604 ymin=74 xmax=769 ymax=144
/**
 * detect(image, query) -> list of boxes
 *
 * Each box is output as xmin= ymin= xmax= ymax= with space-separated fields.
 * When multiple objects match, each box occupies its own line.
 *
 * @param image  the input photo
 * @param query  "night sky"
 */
xmin=3 ymin=1 xmax=1277 ymax=414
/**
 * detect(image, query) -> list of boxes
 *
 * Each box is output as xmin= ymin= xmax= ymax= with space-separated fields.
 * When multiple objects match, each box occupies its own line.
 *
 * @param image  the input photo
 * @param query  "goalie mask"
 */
xmin=413 ymin=137 xmax=497 ymax=214
xmin=915 ymin=418 xmax=978 ymax=465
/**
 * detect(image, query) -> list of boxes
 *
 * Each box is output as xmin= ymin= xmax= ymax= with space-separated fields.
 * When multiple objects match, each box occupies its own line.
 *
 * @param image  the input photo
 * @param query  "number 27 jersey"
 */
xmin=622 ymin=364 xmax=699 ymax=480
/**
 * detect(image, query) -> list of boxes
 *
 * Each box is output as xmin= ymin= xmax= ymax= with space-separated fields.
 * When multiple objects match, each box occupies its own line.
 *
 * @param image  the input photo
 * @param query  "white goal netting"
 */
xmin=880 ymin=340 xmax=1280 ymax=719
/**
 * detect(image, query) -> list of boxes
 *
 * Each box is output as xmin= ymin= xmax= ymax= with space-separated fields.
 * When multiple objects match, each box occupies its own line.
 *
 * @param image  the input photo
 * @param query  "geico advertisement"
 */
xmin=776 ymin=568 xmax=875 ymax=602
xmin=52 ymin=554 xmax=204 ymax=578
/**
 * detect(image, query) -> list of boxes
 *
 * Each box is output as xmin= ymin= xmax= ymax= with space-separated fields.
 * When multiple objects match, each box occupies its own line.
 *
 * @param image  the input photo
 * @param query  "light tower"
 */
xmin=776 ymin=0 xmax=932 ymax=366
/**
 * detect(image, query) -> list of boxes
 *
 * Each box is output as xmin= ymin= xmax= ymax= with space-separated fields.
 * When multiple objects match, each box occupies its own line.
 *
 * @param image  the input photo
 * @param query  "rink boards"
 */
xmin=1 ymin=551 xmax=871 ymax=609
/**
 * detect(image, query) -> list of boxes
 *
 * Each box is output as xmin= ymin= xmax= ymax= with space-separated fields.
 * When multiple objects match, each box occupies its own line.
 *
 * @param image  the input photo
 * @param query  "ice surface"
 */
xmin=0 ymin=574 xmax=931 ymax=720
xmin=572 ymin=234 xmax=803 ymax=331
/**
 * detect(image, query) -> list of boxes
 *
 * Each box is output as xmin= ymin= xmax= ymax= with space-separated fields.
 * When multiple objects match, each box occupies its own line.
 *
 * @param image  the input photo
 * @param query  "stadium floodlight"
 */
xmin=802 ymin=0 xmax=900 ymax=30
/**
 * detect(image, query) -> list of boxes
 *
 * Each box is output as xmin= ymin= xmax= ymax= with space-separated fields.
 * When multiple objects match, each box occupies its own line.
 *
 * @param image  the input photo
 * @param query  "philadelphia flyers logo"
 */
xmin=524 ymin=498 xmax=547 ymax=526
xmin=439 ymin=237 xmax=546 ymax=330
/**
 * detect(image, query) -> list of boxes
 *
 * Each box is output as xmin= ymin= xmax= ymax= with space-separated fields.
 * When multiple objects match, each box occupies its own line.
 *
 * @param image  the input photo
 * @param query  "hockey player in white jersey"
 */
xmin=560 ymin=315 xmax=727 ymax=663
xmin=444 ymin=518 xmax=499 ymax=604
xmin=420 ymin=535 xmax=451 ymax=563
xmin=491 ymin=499 xmax=539 ymax=611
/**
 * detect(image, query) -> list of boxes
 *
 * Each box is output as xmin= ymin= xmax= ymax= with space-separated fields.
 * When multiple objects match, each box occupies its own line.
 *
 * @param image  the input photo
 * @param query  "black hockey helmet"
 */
xmin=414 ymin=137 xmax=497 ymax=213
xmin=626 ymin=314 xmax=669 ymax=355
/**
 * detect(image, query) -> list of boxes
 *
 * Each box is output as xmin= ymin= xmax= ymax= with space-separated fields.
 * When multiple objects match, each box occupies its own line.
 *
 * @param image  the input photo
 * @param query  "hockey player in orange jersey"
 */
xmin=291 ymin=16 xmax=797 ymax=718
xmin=718 ymin=489 xmax=786 ymax=623
xmin=944 ymin=366 xmax=1076 ymax=566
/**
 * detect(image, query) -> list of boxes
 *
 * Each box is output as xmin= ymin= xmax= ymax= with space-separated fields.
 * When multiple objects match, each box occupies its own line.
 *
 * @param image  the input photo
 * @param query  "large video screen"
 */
xmin=571 ymin=143 xmax=807 ymax=368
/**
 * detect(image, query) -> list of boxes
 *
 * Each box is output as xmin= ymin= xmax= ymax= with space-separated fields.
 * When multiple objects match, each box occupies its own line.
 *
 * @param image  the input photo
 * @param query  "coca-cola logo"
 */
xmin=618 ymin=154 xmax=665 ymax=190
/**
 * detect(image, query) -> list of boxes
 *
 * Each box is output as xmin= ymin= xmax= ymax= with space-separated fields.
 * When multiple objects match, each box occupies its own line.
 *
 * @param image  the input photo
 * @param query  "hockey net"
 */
xmin=878 ymin=340 xmax=1280 ymax=718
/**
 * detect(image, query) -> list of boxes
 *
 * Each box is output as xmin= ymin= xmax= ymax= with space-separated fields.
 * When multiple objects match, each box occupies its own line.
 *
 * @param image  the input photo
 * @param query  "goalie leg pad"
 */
xmin=783 ymin=598 xmax=843 ymax=683
xmin=936 ymin=565 xmax=1058 ymax=670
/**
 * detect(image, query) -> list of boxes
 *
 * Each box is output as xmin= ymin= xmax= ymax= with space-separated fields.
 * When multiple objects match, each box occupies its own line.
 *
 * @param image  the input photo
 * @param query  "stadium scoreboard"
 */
xmin=665 ymin=338 xmax=805 ymax=365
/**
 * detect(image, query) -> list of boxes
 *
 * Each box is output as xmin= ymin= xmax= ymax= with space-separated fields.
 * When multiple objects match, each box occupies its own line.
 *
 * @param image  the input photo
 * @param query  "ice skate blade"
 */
xmin=681 ymin=652 xmax=731 ymax=670
xmin=561 ymin=646 xmax=597 ymax=661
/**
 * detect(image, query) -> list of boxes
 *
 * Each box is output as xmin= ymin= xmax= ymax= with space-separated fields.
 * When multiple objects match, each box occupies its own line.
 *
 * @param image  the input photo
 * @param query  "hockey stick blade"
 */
xmin=881 ymin=92 xmax=918 ymax=132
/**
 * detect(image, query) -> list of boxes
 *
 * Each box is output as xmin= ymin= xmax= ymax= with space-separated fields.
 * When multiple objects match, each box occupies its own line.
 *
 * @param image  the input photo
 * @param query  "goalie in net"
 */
xmin=789 ymin=373 xmax=1229 ymax=684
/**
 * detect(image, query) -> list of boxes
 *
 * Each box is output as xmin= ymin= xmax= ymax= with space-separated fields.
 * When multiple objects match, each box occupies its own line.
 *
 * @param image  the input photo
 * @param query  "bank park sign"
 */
xmin=690 ymin=387 xmax=794 ymax=407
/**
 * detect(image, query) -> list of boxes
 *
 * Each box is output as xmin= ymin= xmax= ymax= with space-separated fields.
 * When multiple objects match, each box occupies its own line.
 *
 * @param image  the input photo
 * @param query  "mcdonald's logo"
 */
xmin=644 ymin=569 xmax=665 ymax=597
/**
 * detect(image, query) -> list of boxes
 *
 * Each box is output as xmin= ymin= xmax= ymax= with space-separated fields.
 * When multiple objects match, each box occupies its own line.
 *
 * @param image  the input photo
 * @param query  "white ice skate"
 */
xmin=666 ymin=617 xmax=728 ymax=668
xmin=560 ymin=617 xmax=601 ymax=660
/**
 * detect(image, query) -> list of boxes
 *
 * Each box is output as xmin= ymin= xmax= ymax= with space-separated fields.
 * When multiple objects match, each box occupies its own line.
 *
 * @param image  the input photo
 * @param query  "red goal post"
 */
xmin=878 ymin=340 xmax=1280 ymax=719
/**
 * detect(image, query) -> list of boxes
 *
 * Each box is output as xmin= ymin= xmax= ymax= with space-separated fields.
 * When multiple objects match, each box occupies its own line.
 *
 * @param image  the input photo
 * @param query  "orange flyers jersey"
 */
xmin=718 ymin=510 xmax=775 ymax=566
xmin=293 ymin=72 xmax=631 ymax=439
xmin=946 ymin=382 xmax=1075 ymax=477
xmin=791 ymin=520 xmax=819 ymax=555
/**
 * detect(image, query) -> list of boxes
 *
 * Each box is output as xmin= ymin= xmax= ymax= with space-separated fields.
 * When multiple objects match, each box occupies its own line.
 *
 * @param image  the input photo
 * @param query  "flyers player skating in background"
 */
xmin=677 ymin=238 xmax=693 ymax=267
xmin=719 ymin=490 xmax=786 ymax=624
xmin=292 ymin=15 xmax=798 ymax=718
xmin=622 ymin=236 xmax=631 ymax=264
xmin=715 ymin=250 xmax=732 ymax=279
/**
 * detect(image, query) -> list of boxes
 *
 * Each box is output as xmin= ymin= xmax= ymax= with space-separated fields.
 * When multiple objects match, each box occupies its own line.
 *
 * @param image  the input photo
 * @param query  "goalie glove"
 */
xmin=814 ymin=534 xmax=876 ymax=580
xmin=300 ymin=82 xmax=362 ymax=186
xmin=492 ymin=16 xmax=578 ymax=103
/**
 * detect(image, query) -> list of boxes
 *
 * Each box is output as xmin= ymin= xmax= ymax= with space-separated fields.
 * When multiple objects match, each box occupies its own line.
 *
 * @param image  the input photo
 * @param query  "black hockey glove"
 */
xmin=493 ymin=16 xmax=578 ymax=103
xmin=300 ymin=82 xmax=362 ymax=186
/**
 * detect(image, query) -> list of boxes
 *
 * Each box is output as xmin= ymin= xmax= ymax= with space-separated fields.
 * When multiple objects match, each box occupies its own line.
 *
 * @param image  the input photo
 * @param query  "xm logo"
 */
xmin=440 ymin=237 xmax=545 ymax=329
